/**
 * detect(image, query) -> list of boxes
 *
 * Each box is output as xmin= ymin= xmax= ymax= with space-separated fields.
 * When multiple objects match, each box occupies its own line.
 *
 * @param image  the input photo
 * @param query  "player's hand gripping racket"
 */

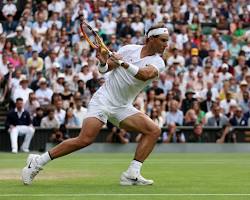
xmin=79 ymin=19 xmax=124 ymax=66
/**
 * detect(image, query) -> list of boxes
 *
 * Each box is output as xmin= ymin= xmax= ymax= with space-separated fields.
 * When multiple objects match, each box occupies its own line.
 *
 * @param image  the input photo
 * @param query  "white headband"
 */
xmin=147 ymin=28 xmax=169 ymax=38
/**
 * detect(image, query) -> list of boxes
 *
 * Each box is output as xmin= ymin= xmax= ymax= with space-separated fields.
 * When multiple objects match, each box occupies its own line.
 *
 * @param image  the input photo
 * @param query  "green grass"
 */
xmin=0 ymin=153 xmax=250 ymax=200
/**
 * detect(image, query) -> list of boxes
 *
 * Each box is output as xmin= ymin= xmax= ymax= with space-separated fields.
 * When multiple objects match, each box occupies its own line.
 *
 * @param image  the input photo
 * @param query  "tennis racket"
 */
xmin=79 ymin=19 xmax=124 ymax=65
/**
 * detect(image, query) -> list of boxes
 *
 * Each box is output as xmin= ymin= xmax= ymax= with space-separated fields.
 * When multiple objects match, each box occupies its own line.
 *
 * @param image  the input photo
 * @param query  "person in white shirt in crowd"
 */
xmin=202 ymin=59 xmax=214 ymax=86
xmin=35 ymin=78 xmax=53 ymax=107
xmin=102 ymin=13 xmax=117 ymax=37
xmin=200 ymin=81 xmax=219 ymax=101
xmin=2 ymin=0 xmax=17 ymax=18
xmin=73 ymin=96 xmax=87 ymax=127
xmin=24 ymin=92 xmax=40 ymax=119
xmin=78 ymin=64 xmax=93 ymax=83
xmin=241 ymin=38 xmax=250 ymax=61
xmin=218 ymin=63 xmax=232 ymax=82
xmin=12 ymin=75 xmax=33 ymax=104
xmin=167 ymin=47 xmax=185 ymax=68
xmin=40 ymin=107 xmax=60 ymax=128
xmin=131 ymin=15 xmax=145 ymax=34
xmin=0 ymin=53 xmax=9 ymax=76
xmin=53 ymin=73 xmax=65 ymax=94
xmin=220 ymin=92 xmax=237 ymax=114
xmin=48 ymin=0 xmax=65 ymax=15
xmin=47 ymin=12 xmax=62 ymax=29
xmin=32 ymin=12 xmax=48 ymax=38
xmin=165 ymin=99 xmax=184 ymax=126
xmin=54 ymin=99 xmax=66 ymax=125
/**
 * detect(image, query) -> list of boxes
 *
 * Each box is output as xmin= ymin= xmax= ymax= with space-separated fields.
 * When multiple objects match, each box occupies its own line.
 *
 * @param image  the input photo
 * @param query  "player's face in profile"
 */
xmin=153 ymin=34 xmax=169 ymax=53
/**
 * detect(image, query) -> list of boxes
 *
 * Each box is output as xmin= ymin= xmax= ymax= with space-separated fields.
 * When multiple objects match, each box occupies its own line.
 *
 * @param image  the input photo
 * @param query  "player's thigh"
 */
xmin=77 ymin=117 xmax=104 ymax=142
xmin=119 ymin=112 xmax=160 ymax=135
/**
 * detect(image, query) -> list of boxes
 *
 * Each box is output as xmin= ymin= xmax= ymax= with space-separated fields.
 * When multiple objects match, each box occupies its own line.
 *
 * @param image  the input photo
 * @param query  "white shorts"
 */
xmin=85 ymin=94 xmax=139 ymax=127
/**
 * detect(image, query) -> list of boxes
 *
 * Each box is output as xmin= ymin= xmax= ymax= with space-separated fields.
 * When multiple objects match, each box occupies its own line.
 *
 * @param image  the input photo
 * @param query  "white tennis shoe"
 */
xmin=22 ymin=154 xmax=42 ymax=185
xmin=120 ymin=171 xmax=154 ymax=186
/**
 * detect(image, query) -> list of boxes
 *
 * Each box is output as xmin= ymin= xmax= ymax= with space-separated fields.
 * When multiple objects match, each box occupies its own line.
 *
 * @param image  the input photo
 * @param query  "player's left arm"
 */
xmin=121 ymin=58 xmax=165 ymax=81
xmin=134 ymin=65 xmax=159 ymax=81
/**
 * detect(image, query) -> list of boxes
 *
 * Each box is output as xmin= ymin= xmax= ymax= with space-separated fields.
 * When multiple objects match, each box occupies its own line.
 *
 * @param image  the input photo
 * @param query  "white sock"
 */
xmin=127 ymin=160 xmax=143 ymax=175
xmin=37 ymin=152 xmax=52 ymax=166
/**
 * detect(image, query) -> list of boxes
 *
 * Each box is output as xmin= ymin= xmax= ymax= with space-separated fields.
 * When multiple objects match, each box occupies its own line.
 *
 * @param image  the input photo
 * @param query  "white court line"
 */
xmin=0 ymin=194 xmax=250 ymax=197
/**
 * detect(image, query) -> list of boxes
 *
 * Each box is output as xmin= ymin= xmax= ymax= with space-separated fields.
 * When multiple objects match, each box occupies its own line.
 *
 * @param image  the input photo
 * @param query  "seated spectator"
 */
xmin=32 ymin=107 xmax=44 ymax=126
xmin=26 ymin=50 xmax=44 ymax=72
xmin=86 ymin=70 xmax=101 ymax=95
xmin=12 ymin=75 xmax=33 ymax=104
xmin=10 ymin=26 xmax=26 ymax=54
xmin=63 ymin=107 xmax=80 ymax=128
xmin=162 ymin=123 xmax=185 ymax=143
xmin=188 ymin=123 xmax=209 ymax=143
xmin=5 ymin=98 xmax=35 ymax=153
xmin=147 ymin=80 xmax=165 ymax=101
xmin=40 ymin=107 xmax=60 ymax=128
xmin=24 ymin=92 xmax=40 ymax=118
xmin=229 ymin=107 xmax=248 ymax=126
xmin=192 ymin=101 xmax=206 ymax=124
xmin=239 ymin=91 xmax=250 ymax=114
xmin=73 ymin=96 xmax=87 ymax=127
xmin=49 ymin=128 xmax=66 ymax=144
xmin=207 ymin=105 xmax=228 ymax=127
xmin=35 ymin=77 xmax=53 ymax=107
xmin=184 ymin=109 xmax=197 ymax=126
xmin=216 ymin=124 xmax=236 ymax=143
xmin=181 ymin=89 xmax=196 ymax=115
xmin=220 ymin=91 xmax=237 ymax=114
xmin=106 ymin=126 xmax=131 ymax=144
xmin=54 ymin=99 xmax=66 ymax=125
xmin=200 ymin=90 xmax=214 ymax=113
xmin=60 ymin=81 xmax=74 ymax=109
xmin=165 ymin=100 xmax=183 ymax=126
xmin=2 ymin=0 xmax=17 ymax=19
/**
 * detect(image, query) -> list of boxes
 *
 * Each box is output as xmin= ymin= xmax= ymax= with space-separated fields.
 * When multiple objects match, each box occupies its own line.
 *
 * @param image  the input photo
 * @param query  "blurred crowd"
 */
xmin=1 ymin=0 xmax=250 ymax=146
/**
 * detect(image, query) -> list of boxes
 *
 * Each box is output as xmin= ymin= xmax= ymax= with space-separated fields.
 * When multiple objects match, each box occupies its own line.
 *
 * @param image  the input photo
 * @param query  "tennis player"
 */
xmin=22 ymin=23 xmax=169 ymax=186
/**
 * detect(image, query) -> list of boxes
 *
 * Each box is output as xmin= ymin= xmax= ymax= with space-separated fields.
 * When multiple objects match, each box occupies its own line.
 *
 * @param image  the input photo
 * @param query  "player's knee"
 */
xmin=151 ymin=127 xmax=161 ymax=139
xmin=75 ymin=136 xmax=94 ymax=148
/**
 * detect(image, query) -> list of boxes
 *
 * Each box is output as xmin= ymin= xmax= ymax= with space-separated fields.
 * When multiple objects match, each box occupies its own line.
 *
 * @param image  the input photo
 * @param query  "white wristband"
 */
xmin=127 ymin=63 xmax=139 ymax=76
xmin=98 ymin=63 xmax=108 ymax=73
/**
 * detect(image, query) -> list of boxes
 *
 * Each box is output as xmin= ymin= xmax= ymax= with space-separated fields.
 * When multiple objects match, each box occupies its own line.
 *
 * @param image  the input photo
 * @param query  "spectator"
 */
xmin=207 ymin=105 xmax=228 ymax=127
xmin=2 ymin=0 xmax=17 ymax=18
xmin=60 ymin=81 xmax=74 ymax=109
xmin=107 ymin=126 xmax=131 ymax=144
xmin=63 ymin=107 xmax=80 ymax=128
xmin=162 ymin=123 xmax=185 ymax=143
xmin=181 ymin=89 xmax=196 ymax=115
xmin=188 ymin=123 xmax=209 ymax=143
xmin=40 ymin=107 xmax=60 ymax=128
xmin=26 ymin=50 xmax=44 ymax=72
xmin=165 ymin=100 xmax=183 ymax=126
xmin=229 ymin=106 xmax=248 ymax=126
xmin=184 ymin=109 xmax=197 ymax=126
xmin=24 ymin=92 xmax=40 ymax=118
xmin=5 ymin=98 xmax=35 ymax=153
xmin=35 ymin=77 xmax=53 ymax=107
xmin=54 ymin=99 xmax=66 ymax=125
xmin=216 ymin=124 xmax=236 ymax=143
xmin=73 ymin=96 xmax=87 ymax=127
xmin=32 ymin=107 xmax=44 ymax=126
xmin=239 ymin=91 xmax=250 ymax=114
xmin=12 ymin=75 xmax=33 ymax=104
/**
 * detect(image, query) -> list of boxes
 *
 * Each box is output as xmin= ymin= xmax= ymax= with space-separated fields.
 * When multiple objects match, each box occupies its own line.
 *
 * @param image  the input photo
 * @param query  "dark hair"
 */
xmin=16 ymin=98 xmax=23 ymax=102
xmin=145 ymin=23 xmax=166 ymax=42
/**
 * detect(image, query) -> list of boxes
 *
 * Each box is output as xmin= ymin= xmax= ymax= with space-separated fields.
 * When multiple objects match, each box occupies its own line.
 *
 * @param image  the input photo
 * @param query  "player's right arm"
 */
xmin=96 ymin=47 xmax=121 ymax=74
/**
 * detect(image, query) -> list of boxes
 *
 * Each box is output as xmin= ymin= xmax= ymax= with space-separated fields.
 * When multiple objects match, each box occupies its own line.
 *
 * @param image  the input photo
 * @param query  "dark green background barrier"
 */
xmin=0 ymin=127 xmax=249 ymax=152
